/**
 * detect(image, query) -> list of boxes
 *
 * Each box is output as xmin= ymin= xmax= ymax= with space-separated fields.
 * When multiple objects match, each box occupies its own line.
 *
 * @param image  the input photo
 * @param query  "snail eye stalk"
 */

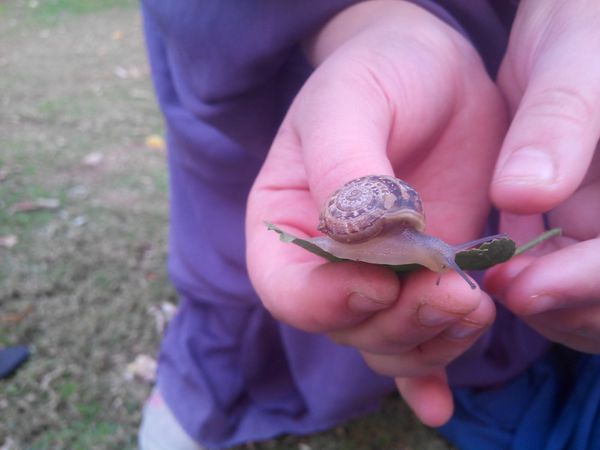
xmin=445 ymin=257 xmax=476 ymax=290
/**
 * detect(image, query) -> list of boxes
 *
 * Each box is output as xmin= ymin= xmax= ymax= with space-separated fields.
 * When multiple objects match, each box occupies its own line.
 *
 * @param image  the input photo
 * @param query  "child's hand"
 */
xmin=487 ymin=0 xmax=600 ymax=353
xmin=246 ymin=1 xmax=506 ymax=426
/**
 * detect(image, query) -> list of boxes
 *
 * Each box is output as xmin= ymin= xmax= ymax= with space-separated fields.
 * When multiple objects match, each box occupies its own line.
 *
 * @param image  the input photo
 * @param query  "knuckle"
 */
xmin=414 ymin=341 xmax=461 ymax=368
xmin=377 ymin=326 xmax=403 ymax=345
xmin=416 ymin=348 xmax=454 ymax=368
xmin=523 ymin=85 xmax=595 ymax=127
xmin=327 ymin=330 xmax=351 ymax=347
xmin=362 ymin=352 xmax=435 ymax=378
xmin=569 ymin=317 xmax=600 ymax=340
xmin=271 ymin=122 xmax=301 ymax=150
xmin=543 ymin=309 xmax=600 ymax=339
xmin=377 ymin=326 xmax=420 ymax=350
xmin=354 ymin=55 xmax=397 ymax=119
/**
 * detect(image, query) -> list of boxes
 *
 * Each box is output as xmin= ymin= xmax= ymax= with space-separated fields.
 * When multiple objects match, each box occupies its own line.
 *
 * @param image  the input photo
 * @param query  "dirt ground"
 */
xmin=0 ymin=2 xmax=452 ymax=449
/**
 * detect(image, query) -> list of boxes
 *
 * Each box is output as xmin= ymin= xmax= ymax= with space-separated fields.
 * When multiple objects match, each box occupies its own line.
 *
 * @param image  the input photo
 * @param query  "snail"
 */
xmin=309 ymin=175 xmax=505 ymax=289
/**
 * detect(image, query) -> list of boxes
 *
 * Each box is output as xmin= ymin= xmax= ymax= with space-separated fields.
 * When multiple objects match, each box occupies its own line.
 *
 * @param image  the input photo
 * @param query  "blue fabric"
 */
xmin=0 ymin=346 xmax=30 ymax=379
xmin=440 ymin=347 xmax=600 ymax=449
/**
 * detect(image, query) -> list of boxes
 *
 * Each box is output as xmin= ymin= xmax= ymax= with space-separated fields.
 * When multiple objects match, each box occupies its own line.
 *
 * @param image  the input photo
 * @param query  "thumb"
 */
xmin=289 ymin=30 xmax=458 ymax=205
xmin=290 ymin=61 xmax=395 ymax=202
xmin=492 ymin=9 xmax=600 ymax=214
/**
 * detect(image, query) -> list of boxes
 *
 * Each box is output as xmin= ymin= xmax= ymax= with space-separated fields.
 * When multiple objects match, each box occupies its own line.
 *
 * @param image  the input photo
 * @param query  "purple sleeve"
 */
xmin=142 ymin=0 xmax=360 ymax=101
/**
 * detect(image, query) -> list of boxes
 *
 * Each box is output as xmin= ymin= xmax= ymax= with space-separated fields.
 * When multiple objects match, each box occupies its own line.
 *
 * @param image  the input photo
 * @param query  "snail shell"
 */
xmin=318 ymin=175 xmax=425 ymax=243
xmin=311 ymin=174 xmax=506 ymax=289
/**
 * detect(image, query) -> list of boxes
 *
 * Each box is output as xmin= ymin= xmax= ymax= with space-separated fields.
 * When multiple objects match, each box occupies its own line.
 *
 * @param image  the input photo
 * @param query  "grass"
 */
xmin=32 ymin=0 xmax=136 ymax=16
xmin=0 ymin=1 xmax=453 ymax=449
xmin=0 ymin=1 xmax=169 ymax=448
xmin=1 ymin=0 xmax=136 ymax=24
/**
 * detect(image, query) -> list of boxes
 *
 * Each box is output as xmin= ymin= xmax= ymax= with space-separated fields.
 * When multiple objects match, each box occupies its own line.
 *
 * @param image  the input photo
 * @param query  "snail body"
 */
xmin=313 ymin=175 xmax=504 ymax=289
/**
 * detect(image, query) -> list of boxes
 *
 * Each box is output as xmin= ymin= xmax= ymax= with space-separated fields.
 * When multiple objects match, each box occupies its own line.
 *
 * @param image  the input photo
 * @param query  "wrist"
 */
xmin=302 ymin=0 xmax=462 ymax=66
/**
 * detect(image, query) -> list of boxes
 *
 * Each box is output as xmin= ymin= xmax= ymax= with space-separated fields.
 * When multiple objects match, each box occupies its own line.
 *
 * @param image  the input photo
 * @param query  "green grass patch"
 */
xmin=0 ymin=188 xmax=61 ymax=236
xmin=29 ymin=420 xmax=123 ymax=450
xmin=0 ymin=0 xmax=137 ymax=29
xmin=0 ymin=329 xmax=12 ymax=347
xmin=32 ymin=0 xmax=136 ymax=22
xmin=57 ymin=380 xmax=77 ymax=400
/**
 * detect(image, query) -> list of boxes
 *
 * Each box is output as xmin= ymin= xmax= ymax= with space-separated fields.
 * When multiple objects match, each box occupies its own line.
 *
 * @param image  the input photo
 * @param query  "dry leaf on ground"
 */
xmin=82 ymin=152 xmax=104 ymax=166
xmin=125 ymin=354 xmax=157 ymax=383
xmin=0 ymin=235 xmax=18 ymax=249
xmin=144 ymin=134 xmax=165 ymax=152
xmin=0 ymin=305 xmax=34 ymax=325
xmin=9 ymin=198 xmax=60 ymax=214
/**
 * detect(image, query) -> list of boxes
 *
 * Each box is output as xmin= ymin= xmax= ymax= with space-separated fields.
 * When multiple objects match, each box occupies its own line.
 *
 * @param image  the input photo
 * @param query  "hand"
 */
xmin=246 ymin=1 xmax=505 ymax=426
xmin=487 ymin=0 xmax=600 ymax=353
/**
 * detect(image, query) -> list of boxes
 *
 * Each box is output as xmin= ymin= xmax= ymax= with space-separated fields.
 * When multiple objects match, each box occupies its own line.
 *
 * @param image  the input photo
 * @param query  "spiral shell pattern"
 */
xmin=318 ymin=175 xmax=425 ymax=243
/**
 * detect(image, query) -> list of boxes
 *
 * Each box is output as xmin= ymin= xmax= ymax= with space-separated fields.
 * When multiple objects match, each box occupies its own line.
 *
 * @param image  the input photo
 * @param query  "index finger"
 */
xmin=495 ymin=239 xmax=600 ymax=316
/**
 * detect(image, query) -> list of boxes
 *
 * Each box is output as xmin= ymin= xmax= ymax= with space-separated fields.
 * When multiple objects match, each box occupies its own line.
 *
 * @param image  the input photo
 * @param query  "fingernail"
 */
xmin=417 ymin=304 xmax=458 ymax=327
xmin=444 ymin=322 xmax=481 ymax=340
xmin=348 ymin=292 xmax=391 ymax=313
xmin=525 ymin=293 xmax=559 ymax=315
xmin=496 ymin=147 xmax=555 ymax=185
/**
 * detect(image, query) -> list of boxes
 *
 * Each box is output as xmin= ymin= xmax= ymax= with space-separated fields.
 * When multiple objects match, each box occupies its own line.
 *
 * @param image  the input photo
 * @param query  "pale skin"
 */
xmin=487 ymin=0 xmax=600 ymax=353
xmin=246 ymin=0 xmax=600 ymax=428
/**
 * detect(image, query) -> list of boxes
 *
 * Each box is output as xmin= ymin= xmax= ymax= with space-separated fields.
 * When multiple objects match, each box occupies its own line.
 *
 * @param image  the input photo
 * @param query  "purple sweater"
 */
xmin=141 ymin=1 xmax=548 ymax=447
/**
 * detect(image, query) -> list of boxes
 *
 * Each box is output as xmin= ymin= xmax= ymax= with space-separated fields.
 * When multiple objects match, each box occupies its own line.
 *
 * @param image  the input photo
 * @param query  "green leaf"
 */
xmin=455 ymin=238 xmax=516 ymax=270
xmin=266 ymin=222 xmax=562 ymax=274
xmin=266 ymin=222 xmax=344 ymax=263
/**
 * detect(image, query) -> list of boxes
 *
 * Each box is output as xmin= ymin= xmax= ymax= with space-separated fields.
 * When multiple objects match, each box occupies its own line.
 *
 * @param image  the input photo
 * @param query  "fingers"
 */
xmin=524 ymin=306 xmax=600 ymax=354
xmin=246 ymin=170 xmax=401 ymax=332
xmin=291 ymin=32 xmax=458 ymax=205
xmin=254 ymin=258 xmax=401 ymax=333
xmin=246 ymin=127 xmax=402 ymax=333
xmin=330 ymin=270 xmax=495 ymax=375
xmin=329 ymin=271 xmax=494 ymax=429
xmin=486 ymin=239 xmax=600 ymax=353
xmin=495 ymin=239 xmax=600 ymax=317
xmin=492 ymin=2 xmax=600 ymax=213
xmin=491 ymin=1 xmax=600 ymax=354
xmin=396 ymin=371 xmax=454 ymax=427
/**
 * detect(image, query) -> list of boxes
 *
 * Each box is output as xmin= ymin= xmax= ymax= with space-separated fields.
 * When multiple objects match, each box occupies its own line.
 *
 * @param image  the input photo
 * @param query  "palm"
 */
xmin=257 ymin=44 xmax=506 ymax=257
